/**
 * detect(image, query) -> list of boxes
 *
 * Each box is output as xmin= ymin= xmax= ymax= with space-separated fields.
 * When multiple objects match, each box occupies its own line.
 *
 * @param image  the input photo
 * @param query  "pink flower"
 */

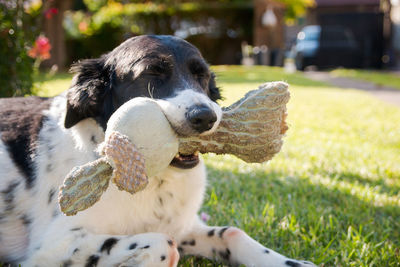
xmin=78 ymin=21 xmax=88 ymax=33
xmin=44 ymin=8 xmax=58 ymax=19
xmin=200 ymin=212 xmax=210 ymax=222
xmin=28 ymin=36 xmax=51 ymax=60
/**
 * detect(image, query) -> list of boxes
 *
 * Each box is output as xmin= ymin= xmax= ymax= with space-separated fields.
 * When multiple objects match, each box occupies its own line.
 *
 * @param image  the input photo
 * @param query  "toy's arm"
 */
xmin=59 ymin=158 xmax=112 ymax=216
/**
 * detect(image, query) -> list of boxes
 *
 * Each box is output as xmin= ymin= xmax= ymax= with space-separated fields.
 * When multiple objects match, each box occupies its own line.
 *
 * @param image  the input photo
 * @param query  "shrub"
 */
xmin=0 ymin=0 xmax=42 ymax=97
xmin=64 ymin=2 xmax=253 ymax=65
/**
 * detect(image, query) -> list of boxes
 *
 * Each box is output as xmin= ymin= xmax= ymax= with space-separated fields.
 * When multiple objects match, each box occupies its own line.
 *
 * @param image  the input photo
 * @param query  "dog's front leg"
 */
xmin=178 ymin=218 xmax=316 ymax=267
xmin=24 ymin=227 xmax=179 ymax=267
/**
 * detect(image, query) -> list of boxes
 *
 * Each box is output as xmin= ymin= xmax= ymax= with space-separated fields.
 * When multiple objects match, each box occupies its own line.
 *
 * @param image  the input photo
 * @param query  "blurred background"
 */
xmin=2 ymin=0 xmax=400 ymax=96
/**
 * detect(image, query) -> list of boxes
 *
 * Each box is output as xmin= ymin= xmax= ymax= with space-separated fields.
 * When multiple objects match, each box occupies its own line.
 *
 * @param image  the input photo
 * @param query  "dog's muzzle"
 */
xmin=185 ymin=104 xmax=217 ymax=134
xmin=170 ymin=105 xmax=217 ymax=169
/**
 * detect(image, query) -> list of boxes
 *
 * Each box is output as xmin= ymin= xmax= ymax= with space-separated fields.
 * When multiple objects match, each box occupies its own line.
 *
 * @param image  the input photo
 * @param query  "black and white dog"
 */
xmin=0 ymin=35 xmax=316 ymax=267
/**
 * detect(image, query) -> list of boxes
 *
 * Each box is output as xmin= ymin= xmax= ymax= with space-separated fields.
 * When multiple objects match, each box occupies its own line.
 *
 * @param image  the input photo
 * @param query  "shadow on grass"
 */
xmin=198 ymin=165 xmax=400 ymax=266
xmin=319 ymin=170 xmax=400 ymax=197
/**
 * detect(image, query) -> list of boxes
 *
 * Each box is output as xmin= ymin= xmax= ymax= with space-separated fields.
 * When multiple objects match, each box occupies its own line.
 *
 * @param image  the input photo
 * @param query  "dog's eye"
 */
xmin=192 ymin=71 xmax=210 ymax=87
xmin=143 ymin=60 xmax=172 ymax=78
xmin=189 ymin=61 xmax=210 ymax=82
xmin=193 ymin=71 xmax=207 ymax=79
xmin=190 ymin=66 xmax=206 ymax=76
xmin=144 ymin=65 xmax=166 ymax=76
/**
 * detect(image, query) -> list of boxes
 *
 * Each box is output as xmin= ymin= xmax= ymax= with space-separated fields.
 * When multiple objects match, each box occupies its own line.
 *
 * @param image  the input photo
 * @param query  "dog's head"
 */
xmin=65 ymin=35 xmax=222 ymax=169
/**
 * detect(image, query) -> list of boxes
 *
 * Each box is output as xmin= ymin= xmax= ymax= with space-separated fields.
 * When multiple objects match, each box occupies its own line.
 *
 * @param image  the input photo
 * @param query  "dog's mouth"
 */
xmin=170 ymin=151 xmax=199 ymax=169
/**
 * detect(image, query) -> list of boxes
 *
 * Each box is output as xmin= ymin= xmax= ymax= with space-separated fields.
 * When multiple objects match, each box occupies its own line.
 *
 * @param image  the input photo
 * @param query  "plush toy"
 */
xmin=59 ymin=81 xmax=290 ymax=216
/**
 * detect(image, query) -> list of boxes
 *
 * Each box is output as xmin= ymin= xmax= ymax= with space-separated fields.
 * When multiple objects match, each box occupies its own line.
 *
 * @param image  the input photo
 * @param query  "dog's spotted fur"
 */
xmin=0 ymin=35 xmax=315 ymax=266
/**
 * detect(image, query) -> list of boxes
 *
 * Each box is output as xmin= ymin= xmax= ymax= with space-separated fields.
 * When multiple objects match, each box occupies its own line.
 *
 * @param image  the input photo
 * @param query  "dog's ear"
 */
xmin=209 ymin=72 xmax=222 ymax=102
xmin=64 ymin=58 xmax=113 ymax=129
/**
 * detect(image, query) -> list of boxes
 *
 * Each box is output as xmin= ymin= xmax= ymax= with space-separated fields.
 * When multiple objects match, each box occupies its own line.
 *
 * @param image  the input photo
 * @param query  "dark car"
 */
xmin=292 ymin=25 xmax=362 ymax=70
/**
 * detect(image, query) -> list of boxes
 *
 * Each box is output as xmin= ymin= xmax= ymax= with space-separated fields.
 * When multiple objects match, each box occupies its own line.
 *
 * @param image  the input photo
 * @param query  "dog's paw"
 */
xmin=105 ymin=233 xmax=179 ymax=267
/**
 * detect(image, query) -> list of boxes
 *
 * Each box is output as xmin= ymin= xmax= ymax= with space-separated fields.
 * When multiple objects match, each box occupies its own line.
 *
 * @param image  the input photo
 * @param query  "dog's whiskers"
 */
xmin=147 ymin=82 xmax=155 ymax=99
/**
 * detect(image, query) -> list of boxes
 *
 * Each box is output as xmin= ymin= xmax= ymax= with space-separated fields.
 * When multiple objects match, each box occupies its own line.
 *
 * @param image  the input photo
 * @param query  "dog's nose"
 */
xmin=186 ymin=104 xmax=217 ymax=133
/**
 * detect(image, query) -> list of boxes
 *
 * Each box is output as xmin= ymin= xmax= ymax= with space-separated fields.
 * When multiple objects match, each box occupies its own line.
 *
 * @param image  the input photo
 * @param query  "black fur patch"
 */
xmin=62 ymin=260 xmax=73 ymax=267
xmin=1 ymin=181 xmax=20 ymax=204
xmin=0 ymin=97 xmax=51 ymax=188
xmin=91 ymin=135 xmax=97 ymax=144
xmin=207 ymin=229 xmax=215 ymax=237
xmin=218 ymin=248 xmax=231 ymax=261
xmin=48 ymin=188 xmax=56 ymax=204
xmin=167 ymin=239 xmax=174 ymax=247
xmin=285 ymin=260 xmax=301 ymax=267
xmin=21 ymin=214 xmax=32 ymax=225
xmin=219 ymin=227 xmax=229 ymax=238
xmin=264 ymin=249 xmax=270 ymax=253
xmin=65 ymin=58 xmax=111 ymax=130
xmin=128 ymin=243 xmax=137 ymax=250
xmin=209 ymin=72 xmax=222 ymax=102
xmin=85 ymin=255 xmax=100 ymax=267
xmin=181 ymin=239 xmax=196 ymax=246
xmin=160 ymin=255 xmax=166 ymax=261
xmin=100 ymin=238 xmax=119 ymax=255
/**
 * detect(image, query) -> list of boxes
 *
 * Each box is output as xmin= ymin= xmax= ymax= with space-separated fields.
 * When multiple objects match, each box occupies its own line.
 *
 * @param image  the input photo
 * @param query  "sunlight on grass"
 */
xmin=202 ymin=70 xmax=400 ymax=266
xmin=34 ymin=66 xmax=400 ymax=266
xmin=212 ymin=65 xmax=329 ymax=88
xmin=33 ymin=72 xmax=72 ymax=96
xmin=330 ymin=68 xmax=400 ymax=90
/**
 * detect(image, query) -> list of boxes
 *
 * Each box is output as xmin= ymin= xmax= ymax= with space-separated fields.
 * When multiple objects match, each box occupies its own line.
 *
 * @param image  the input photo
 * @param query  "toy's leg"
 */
xmin=24 ymin=227 xmax=179 ymax=267
xmin=178 ymin=219 xmax=316 ymax=267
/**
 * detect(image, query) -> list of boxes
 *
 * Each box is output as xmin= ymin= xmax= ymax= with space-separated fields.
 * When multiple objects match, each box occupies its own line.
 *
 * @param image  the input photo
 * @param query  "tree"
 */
xmin=277 ymin=0 xmax=314 ymax=22
xmin=41 ymin=0 xmax=74 ymax=69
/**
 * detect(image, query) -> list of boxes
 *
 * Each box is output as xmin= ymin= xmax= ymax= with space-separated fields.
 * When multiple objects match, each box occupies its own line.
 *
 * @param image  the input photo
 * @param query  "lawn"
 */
xmin=330 ymin=68 xmax=400 ymax=91
xmin=33 ymin=72 xmax=73 ymax=96
xmin=34 ymin=66 xmax=400 ymax=266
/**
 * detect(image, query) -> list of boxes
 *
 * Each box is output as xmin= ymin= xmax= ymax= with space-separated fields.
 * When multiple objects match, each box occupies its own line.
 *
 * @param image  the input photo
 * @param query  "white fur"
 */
xmin=0 ymin=137 xmax=31 ymax=261
xmin=0 ymin=92 xmax=315 ymax=267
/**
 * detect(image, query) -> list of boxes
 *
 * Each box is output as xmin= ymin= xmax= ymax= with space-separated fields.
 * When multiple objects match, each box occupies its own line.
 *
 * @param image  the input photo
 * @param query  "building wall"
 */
xmin=253 ymin=0 xmax=285 ymax=65
xmin=391 ymin=0 xmax=400 ymax=68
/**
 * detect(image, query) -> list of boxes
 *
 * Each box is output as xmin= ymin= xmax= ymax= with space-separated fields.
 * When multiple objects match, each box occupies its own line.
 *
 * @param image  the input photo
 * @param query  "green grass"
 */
xmin=330 ymin=68 xmax=400 ymax=91
xmin=34 ymin=66 xmax=400 ymax=266
xmin=33 ymin=72 xmax=72 ymax=96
